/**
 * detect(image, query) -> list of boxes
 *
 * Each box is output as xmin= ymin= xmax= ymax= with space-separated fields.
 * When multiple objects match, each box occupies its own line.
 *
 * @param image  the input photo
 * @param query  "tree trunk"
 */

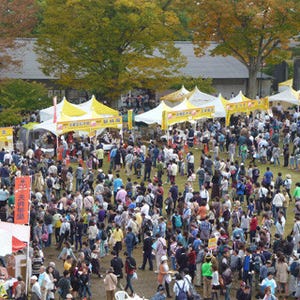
xmin=247 ymin=67 xmax=259 ymax=99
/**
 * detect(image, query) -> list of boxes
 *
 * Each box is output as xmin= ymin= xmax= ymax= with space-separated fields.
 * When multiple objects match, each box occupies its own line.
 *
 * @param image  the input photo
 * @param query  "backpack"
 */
xmin=46 ymin=177 xmax=53 ymax=188
xmin=253 ymin=254 xmax=262 ymax=273
xmin=290 ymin=261 xmax=300 ymax=277
xmin=222 ymin=269 xmax=233 ymax=285
xmin=101 ymin=230 xmax=107 ymax=241
xmin=176 ymin=282 xmax=187 ymax=300
xmin=174 ymin=215 xmax=182 ymax=228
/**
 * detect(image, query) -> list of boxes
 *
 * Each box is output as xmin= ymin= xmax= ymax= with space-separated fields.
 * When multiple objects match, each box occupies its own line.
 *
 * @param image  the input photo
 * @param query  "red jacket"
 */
xmin=250 ymin=217 xmax=258 ymax=231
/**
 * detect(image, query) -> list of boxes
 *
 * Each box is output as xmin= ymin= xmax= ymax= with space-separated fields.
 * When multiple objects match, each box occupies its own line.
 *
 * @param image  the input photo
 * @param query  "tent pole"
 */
xmin=25 ymin=176 xmax=32 ymax=295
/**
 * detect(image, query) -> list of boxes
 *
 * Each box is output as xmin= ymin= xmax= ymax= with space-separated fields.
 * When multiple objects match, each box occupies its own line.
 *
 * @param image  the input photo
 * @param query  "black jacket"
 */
xmin=111 ymin=256 xmax=124 ymax=278
xmin=143 ymin=236 xmax=153 ymax=254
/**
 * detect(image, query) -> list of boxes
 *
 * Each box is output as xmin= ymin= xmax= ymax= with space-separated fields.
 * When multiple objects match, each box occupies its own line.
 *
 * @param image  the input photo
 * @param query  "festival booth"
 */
xmin=161 ymin=98 xmax=215 ymax=130
xmin=34 ymin=96 xmax=122 ymax=136
xmin=225 ymin=97 xmax=269 ymax=126
xmin=134 ymin=101 xmax=172 ymax=125
xmin=268 ymin=87 xmax=300 ymax=109
xmin=0 ymin=223 xmax=29 ymax=297
xmin=189 ymin=93 xmax=226 ymax=118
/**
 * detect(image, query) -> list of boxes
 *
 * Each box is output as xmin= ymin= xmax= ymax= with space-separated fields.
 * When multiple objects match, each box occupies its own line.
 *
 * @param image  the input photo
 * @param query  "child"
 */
xmin=211 ymin=265 xmax=220 ymax=300
xmin=247 ymin=199 xmax=255 ymax=217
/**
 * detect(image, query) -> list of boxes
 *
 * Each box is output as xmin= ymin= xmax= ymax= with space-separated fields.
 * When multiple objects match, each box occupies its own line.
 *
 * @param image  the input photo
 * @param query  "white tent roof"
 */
xmin=33 ymin=119 xmax=58 ymax=135
xmin=0 ymin=229 xmax=12 ymax=256
xmin=171 ymin=98 xmax=198 ymax=111
xmin=186 ymin=86 xmax=218 ymax=103
xmin=228 ymin=91 xmax=248 ymax=103
xmin=160 ymin=85 xmax=190 ymax=102
xmin=134 ymin=101 xmax=172 ymax=125
xmin=39 ymin=100 xmax=65 ymax=122
xmin=189 ymin=93 xmax=226 ymax=118
xmin=269 ymin=87 xmax=300 ymax=105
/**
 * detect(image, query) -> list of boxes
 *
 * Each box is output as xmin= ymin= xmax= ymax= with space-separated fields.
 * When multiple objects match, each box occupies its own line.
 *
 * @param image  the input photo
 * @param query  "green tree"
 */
xmin=0 ymin=0 xmax=38 ymax=69
xmin=36 ymin=0 xmax=187 ymax=102
xmin=0 ymin=79 xmax=50 ymax=126
xmin=190 ymin=0 xmax=300 ymax=98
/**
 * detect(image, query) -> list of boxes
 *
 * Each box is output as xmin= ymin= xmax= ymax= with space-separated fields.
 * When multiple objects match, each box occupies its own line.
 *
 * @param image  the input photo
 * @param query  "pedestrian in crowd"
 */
xmin=30 ymin=275 xmax=41 ymax=300
xmin=103 ymin=267 xmax=118 ymax=300
xmin=124 ymin=251 xmax=136 ymax=296
xmin=157 ymin=255 xmax=172 ymax=298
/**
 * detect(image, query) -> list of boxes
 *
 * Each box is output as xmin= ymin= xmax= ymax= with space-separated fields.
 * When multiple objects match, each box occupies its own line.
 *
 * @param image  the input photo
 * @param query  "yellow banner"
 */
xmin=161 ymin=110 xmax=168 ymax=131
xmin=128 ymin=109 xmax=133 ymax=130
xmin=225 ymin=98 xmax=269 ymax=126
xmin=208 ymin=237 xmax=217 ymax=250
xmin=0 ymin=127 xmax=13 ymax=142
xmin=162 ymin=106 xmax=215 ymax=130
xmin=57 ymin=116 xmax=122 ymax=133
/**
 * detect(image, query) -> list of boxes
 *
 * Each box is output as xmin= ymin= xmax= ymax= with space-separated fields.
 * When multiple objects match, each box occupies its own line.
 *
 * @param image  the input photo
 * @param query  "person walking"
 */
xmin=202 ymin=254 xmax=213 ymax=300
xmin=157 ymin=255 xmax=172 ymax=298
xmin=139 ymin=231 xmax=153 ymax=271
xmin=124 ymin=251 xmax=136 ymax=297
xmin=104 ymin=267 xmax=118 ymax=300
xmin=110 ymin=250 xmax=124 ymax=290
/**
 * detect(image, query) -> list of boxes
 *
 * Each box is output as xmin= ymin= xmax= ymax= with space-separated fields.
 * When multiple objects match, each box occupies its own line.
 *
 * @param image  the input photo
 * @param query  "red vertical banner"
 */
xmin=14 ymin=176 xmax=31 ymax=224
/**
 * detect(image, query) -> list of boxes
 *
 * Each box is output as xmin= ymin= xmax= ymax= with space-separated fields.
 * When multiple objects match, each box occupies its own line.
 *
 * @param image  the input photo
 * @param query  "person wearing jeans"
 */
xmin=221 ymin=263 xmax=233 ymax=300
xmin=124 ymin=252 xmax=136 ymax=296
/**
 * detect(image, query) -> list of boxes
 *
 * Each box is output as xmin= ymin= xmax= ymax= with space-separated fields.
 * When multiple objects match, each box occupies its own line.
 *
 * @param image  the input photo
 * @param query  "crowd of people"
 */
xmin=1 ymin=109 xmax=300 ymax=300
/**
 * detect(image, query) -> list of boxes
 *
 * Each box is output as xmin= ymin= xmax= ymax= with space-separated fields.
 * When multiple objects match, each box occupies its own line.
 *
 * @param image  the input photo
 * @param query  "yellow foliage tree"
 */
xmin=190 ymin=0 xmax=300 ymax=98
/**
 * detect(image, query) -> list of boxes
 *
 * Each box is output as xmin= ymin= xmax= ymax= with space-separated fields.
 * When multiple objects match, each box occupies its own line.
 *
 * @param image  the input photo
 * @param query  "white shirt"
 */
xmin=200 ymin=189 xmax=209 ymax=202
xmin=272 ymin=193 xmax=284 ymax=207
xmin=141 ymin=203 xmax=150 ymax=216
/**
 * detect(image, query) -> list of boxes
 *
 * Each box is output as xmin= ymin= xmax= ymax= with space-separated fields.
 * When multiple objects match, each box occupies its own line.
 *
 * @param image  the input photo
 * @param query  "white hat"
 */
xmin=161 ymin=255 xmax=168 ymax=262
xmin=66 ymin=294 xmax=73 ymax=299
xmin=30 ymin=275 xmax=38 ymax=280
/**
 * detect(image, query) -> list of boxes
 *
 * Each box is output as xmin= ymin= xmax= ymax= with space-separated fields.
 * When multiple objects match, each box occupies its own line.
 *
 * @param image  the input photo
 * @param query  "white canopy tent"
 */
xmin=269 ymin=87 xmax=300 ymax=105
xmin=134 ymin=101 xmax=172 ymax=125
xmin=160 ymin=85 xmax=190 ymax=102
xmin=189 ymin=93 xmax=226 ymax=118
xmin=185 ymin=86 xmax=218 ymax=103
xmin=39 ymin=99 xmax=66 ymax=122
xmin=35 ymin=96 xmax=120 ymax=136
xmin=228 ymin=90 xmax=251 ymax=103
xmin=134 ymin=98 xmax=202 ymax=125
xmin=0 ymin=229 xmax=12 ymax=256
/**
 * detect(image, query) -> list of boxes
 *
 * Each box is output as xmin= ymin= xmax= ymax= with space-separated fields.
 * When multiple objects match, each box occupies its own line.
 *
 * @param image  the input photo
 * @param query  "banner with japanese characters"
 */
xmin=225 ymin=97 xmax=269 ymax=126
xmin=14 ymin=176 xmax=31 ymax=225
xmin=161 ymin=106 xmax=215 ymax=130
xmin=57 ymin=116 xmax=122 ymax=133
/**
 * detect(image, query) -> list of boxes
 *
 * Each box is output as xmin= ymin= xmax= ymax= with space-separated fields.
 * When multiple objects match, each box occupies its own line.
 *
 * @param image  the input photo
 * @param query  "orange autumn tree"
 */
xmin=0 ymin=0 xmax=38 ymax=69
xmin=190 ymin=0 xmax=300 ymax=98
